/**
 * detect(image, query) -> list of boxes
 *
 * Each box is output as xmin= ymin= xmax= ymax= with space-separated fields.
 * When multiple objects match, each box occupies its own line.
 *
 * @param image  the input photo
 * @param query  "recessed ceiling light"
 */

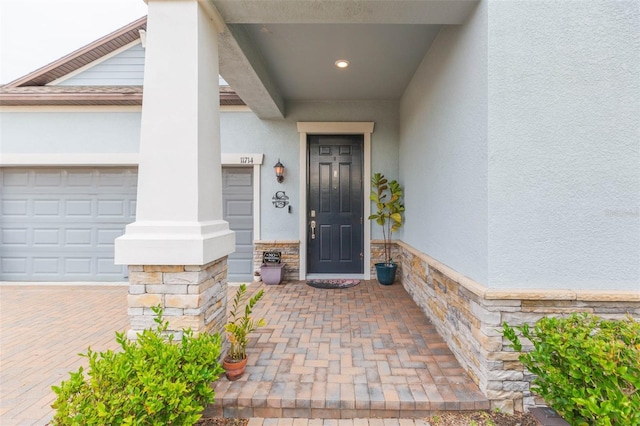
xmin=335 ymin=60 xmax=350 ymax=69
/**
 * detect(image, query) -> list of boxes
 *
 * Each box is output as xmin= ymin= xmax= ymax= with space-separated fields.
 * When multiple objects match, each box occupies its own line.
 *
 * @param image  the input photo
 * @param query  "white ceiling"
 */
xmin=212 ymin=0 xmax=479 ymax=118
xmin=234 ymin=23 xmax=441 ymax=101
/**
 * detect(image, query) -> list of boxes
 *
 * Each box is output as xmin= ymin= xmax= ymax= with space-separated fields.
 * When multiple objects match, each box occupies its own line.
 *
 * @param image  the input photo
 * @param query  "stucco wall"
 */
xmin=487 ymin=1 xmax=640 ymax=290
xmin=399 ymin=2 xmax=489 ymax=285
xmin=1 ymin=100 xmax=398 ymax=245
xmin=221 ymin=100 xmax=400 ymax=241
xmin=0 ymin=111 xmax=141 ymax=153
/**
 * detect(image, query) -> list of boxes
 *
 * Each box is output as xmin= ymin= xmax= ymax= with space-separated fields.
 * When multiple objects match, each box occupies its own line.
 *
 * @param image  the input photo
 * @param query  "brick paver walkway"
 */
xmin=210 ymin=281 xmax=488 ymax=419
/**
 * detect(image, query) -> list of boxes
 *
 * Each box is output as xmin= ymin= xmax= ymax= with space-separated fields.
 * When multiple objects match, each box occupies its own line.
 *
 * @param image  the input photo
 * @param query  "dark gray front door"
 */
xmin=307 ymin=135 xmax=363 ymax=274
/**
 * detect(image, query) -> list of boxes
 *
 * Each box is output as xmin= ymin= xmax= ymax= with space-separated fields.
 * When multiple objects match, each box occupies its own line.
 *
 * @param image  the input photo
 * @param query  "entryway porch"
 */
xmin=208 ymin=280 xmax=488 ymax=418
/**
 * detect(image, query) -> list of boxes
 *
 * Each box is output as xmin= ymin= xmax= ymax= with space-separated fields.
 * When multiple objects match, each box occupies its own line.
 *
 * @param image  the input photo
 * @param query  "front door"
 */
xmin=307 ymin=135 xmax=363 ymax=274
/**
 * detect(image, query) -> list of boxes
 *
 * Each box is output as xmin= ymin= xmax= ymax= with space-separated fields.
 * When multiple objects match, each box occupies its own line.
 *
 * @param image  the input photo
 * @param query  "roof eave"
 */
xmin=0 ymin=92 xmax=245 ymax=107
xmin=5 ymin=16 xmax=148 ymax=88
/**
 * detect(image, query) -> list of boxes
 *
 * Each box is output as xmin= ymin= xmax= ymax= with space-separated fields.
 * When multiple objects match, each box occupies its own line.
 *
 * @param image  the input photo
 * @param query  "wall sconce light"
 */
xmin=274 ymin=159 xmax=285 ymax=183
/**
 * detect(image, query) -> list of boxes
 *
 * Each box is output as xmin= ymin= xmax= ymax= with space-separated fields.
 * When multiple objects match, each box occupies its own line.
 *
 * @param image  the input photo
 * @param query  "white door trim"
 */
xmin=221 ymin=153 xmax=263 ymax=241
xmin=297 ymin=122 xmax=374 ymax=280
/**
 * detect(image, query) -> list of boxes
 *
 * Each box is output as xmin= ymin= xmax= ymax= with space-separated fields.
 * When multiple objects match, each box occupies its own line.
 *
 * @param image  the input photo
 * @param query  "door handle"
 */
xmin=310 ymin=220 xmax=316 ymax=240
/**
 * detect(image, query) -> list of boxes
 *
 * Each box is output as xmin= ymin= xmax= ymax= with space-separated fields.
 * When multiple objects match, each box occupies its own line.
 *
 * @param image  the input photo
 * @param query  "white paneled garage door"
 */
xmin=222 ymin=167 xmax=254 ymax=282
xmin=0 ymin=168 xmax=137 ymax=281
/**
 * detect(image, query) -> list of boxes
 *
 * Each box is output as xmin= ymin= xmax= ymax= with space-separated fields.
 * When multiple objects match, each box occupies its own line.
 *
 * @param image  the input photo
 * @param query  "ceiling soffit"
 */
xmin=236 ymin=23 xmax=441 ymax=101
xmin=211 ymin=0 xmax=479 ymax=118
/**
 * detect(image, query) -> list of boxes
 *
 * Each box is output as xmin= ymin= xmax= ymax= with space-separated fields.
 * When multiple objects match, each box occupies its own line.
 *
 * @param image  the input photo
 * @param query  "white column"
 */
xmin=115 ymin=0 xmax=234 ymax=266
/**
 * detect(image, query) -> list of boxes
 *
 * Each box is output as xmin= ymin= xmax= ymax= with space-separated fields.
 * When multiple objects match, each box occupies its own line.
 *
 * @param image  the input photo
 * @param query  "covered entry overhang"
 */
xmin=113 ymin=0 xmax=481 ymax=373
xmin=114 ymin=0 xmax=479 ymax=300
xmin=214 ymin=0 xmax=479 ymax=119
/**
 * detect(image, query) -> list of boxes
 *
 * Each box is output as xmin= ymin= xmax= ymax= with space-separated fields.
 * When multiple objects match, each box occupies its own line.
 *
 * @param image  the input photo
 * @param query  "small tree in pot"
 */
xmin=223 ymin=284 xmax=266 ymax=380
xmin=368 ymin=172 xmax=404 ymax=285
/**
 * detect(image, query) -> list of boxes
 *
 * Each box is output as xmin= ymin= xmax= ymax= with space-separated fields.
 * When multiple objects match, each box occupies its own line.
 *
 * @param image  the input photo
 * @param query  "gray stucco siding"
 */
xmin=399 ymin=2 xmax=489 ymax=286
xmin=487 ymin=0 xmax=640 ymax=290
xmin=220 ymin=100 xmax=400 ymax=242
xmin=398 ymin=0 xmax=639 ymax=291
xmin=0 ymin=112 xmax=141 ymax=154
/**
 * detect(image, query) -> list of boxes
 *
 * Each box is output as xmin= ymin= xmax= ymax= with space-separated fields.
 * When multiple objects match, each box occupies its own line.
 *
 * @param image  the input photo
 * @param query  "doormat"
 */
xmin=306 ymin=279 xmax=361 ymax=289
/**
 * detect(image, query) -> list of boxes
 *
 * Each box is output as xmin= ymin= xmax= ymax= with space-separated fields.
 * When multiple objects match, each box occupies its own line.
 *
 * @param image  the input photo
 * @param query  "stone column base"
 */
xmin=126 ymin=257 xmax=228 ymax=340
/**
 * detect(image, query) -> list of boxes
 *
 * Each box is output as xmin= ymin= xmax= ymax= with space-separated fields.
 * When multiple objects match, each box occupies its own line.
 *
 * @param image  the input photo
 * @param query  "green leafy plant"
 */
xmin=368 ymin=172 xmax=404 ymax=265
xmin=51 ymin=307 xmax=224 ymax=426
xmin=224 ymin=284 xmax=266 ymax=361
xmin=503 ymin=313 xmax=640 ymax=426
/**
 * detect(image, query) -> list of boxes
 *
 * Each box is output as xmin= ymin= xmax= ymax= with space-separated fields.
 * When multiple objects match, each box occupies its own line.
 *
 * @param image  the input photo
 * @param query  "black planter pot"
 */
xmin=375 ymin=262 xmax=398 ymax=285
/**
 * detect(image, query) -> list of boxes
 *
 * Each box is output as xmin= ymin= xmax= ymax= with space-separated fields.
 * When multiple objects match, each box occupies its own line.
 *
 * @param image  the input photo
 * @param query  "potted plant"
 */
xmin=368 ymin=172 xmax=404 ymax=285
xmin=260 ymin=251 xmax=286 ymax=285
xmin=260 ymin=263 xmax=285 ymax=285
xmin=253 ymin=271 xmax=261 ymax=282
xmin=223 ymin=284 xmax=266 ymax=380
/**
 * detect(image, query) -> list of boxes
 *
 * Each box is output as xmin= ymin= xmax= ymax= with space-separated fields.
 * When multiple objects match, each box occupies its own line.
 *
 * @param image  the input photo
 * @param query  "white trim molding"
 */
xmin=0 ymin=105 xmax=247 ymax=114
xmin=0 ymin=153 xmax=140 ymax=166
xmin=297 ymin=122 xmax=375 ymax=135
xmin=0 ymin=105 xmax=142 ymax=113
xmin=221 ymin=153 xmax=264 ymax=165
xmin=220 ymin=105 xmax=251 ymax=112
xmin=297 ymin=121 xmax=374 ymax=280
xmin=221 ymin=153 xmax=264 ymax=241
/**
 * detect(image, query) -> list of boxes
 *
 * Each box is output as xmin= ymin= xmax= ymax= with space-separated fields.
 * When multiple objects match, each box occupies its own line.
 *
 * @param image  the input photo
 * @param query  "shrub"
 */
xmin=51 ymin=307 xmax=224 ymax=425
xmin=503 ymin=313 xmax=640 ymax=426
xmin=224 ymin=283 xmax=266 ymax=361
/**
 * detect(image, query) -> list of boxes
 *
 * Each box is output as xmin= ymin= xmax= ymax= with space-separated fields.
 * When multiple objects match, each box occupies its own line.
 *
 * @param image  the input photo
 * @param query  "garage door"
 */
xmin=222 ymin=167 xmax=253 ymax=282
xmin=0 ymin=168 xmax=137 ymax=281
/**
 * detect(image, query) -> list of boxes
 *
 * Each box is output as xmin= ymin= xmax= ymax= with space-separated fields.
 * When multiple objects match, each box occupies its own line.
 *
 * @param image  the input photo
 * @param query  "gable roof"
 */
xmin=6 ymin=17 xmax=147 ymax=88
xmin=1 ymin=16 xmax=244 ymax=106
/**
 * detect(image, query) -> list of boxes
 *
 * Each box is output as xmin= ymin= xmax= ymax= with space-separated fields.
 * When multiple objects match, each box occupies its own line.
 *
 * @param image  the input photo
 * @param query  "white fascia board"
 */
xmin=220 ymin=105 xmax=251 ymax=112
xmin=2 ymin=105 xmax=245 ymax=113
xmin=47 ymin=40 xmax=142 ymax=86
xmin=0 ymin=106 xmax=141 ymax=113
xmin=297 ymin=122 xmax=375 ymax=134
xmin=0 ymin=153 xmax=139 ymax=166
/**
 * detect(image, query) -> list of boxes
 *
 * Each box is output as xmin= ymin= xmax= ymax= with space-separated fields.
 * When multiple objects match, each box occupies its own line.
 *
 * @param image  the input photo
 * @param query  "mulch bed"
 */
xmin=196 ymin=411 xmax=538 ymax=426
xmin=196 ymin=418 xmax=248 ymax=426
xmin=429 ymin=411 xmax=537 ymax=426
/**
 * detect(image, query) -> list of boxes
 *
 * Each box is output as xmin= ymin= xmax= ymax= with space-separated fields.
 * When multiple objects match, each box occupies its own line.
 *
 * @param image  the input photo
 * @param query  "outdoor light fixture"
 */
xmin=274 ymin=159 xmax=285 ymax=183
xmin=335 ymin=59 xmax=349 ymax=69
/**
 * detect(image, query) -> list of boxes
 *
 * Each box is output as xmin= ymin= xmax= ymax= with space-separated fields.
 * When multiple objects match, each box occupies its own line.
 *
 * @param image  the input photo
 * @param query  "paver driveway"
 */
xmin=0 ymin=284 xmax=129 ymax=425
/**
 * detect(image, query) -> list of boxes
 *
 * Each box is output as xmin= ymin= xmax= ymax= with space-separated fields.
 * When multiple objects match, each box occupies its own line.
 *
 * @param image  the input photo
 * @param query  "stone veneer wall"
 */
xmin=254 ymin=240 xmax=300 ymax=281
xmin=126 ymin=258 xmax=228 ymax=339
xmin=394 ymin=240 xmax=640 ymax=413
